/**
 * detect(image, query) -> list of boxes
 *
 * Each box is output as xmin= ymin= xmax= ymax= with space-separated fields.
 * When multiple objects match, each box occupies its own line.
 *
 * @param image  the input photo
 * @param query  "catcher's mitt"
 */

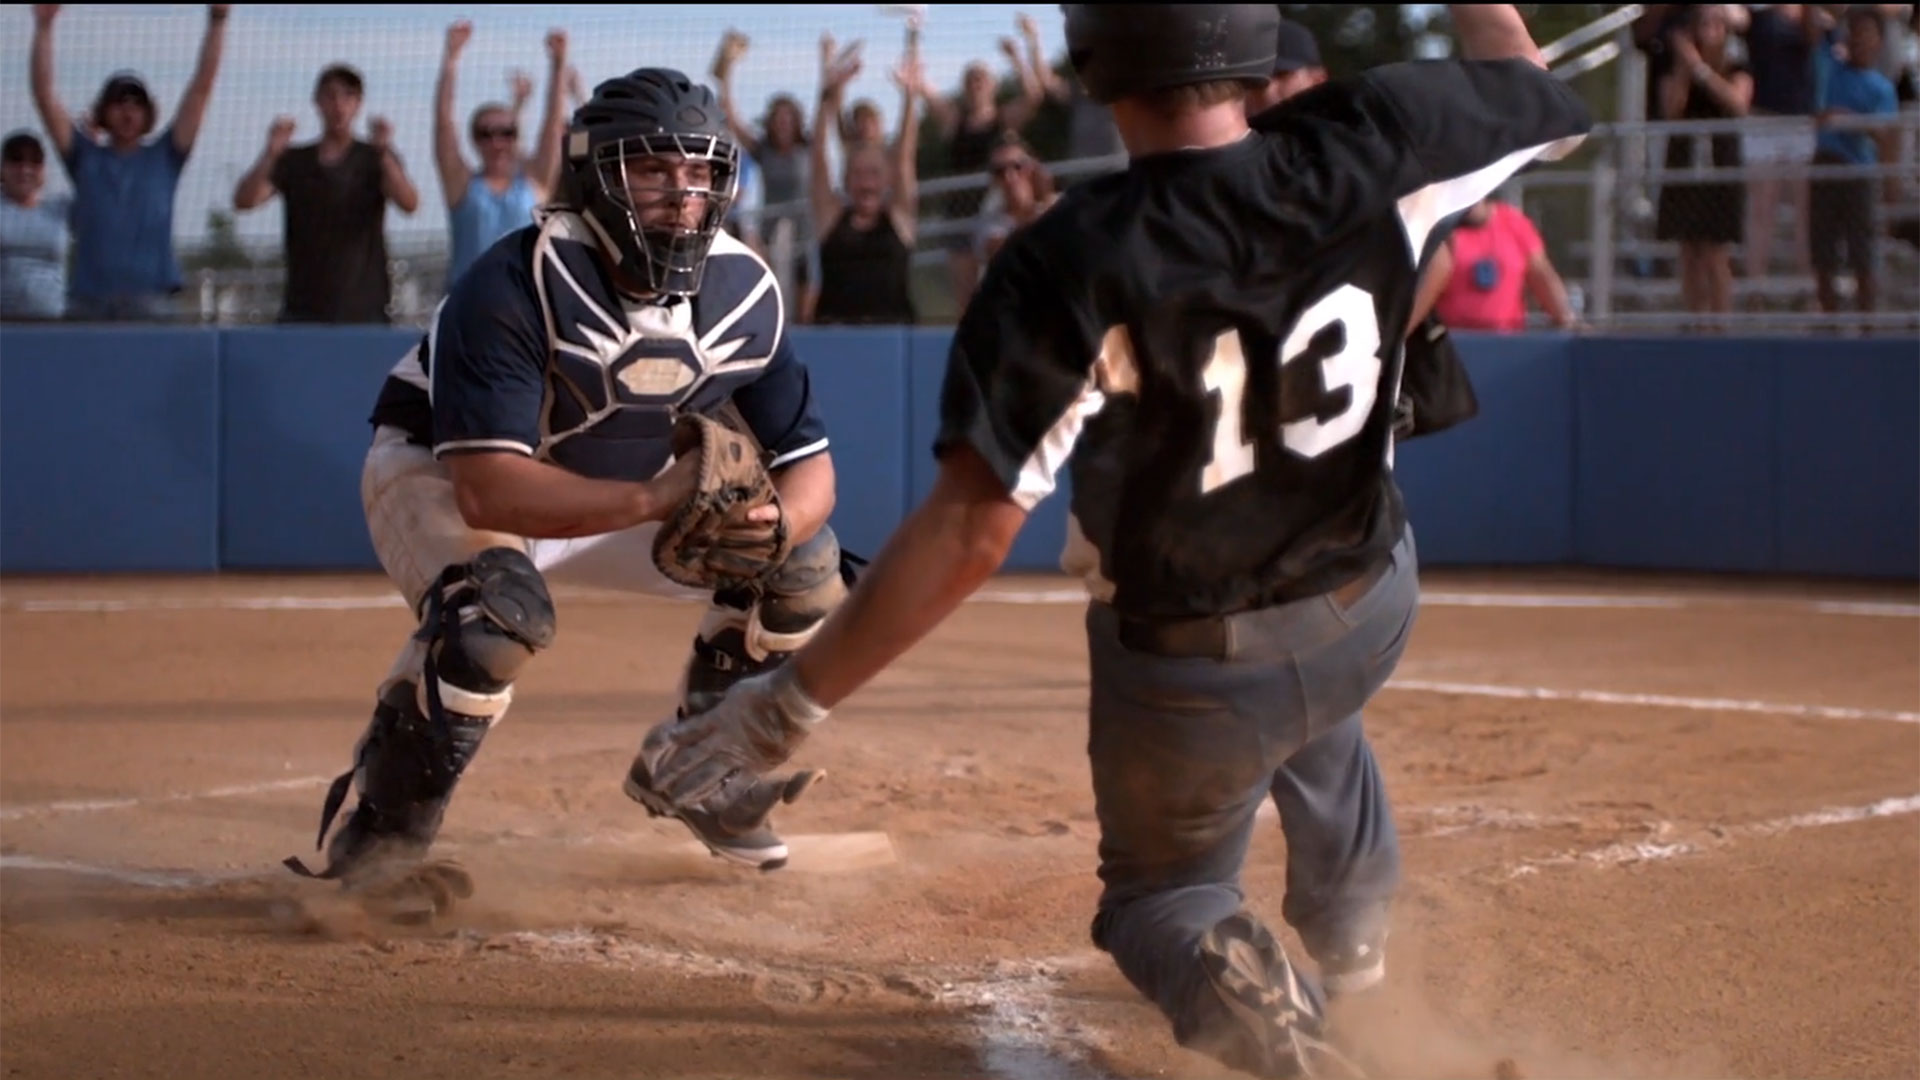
xmin=652 ymin=413 xmax=792 ymax=591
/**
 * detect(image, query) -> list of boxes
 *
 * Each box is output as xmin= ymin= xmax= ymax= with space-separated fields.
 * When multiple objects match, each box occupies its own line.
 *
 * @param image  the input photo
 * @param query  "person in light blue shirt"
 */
xmin=434 ymin=20 xmax=570 ymax=290
xmin=0 ymin=131 xmax=71 ymax=321
xmin=1811 ymin=8 xmax=1900 ymax=314
xmin=27 ymin=4 xmax=229 ymax=322
xmin=725 ymin=145 xmax=765 ymax=254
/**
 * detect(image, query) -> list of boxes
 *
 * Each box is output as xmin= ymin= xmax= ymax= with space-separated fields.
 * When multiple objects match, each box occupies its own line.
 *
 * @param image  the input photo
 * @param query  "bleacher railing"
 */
xmin=185 ymin=108 xmax=1919 ymax=337
xmin=1507 ymin=108 xmax=1919 ymax=334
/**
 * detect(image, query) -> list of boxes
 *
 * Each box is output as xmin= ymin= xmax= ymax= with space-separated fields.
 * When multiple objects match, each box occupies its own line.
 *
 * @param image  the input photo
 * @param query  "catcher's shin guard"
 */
xmin=285 ymin=548 xmax=556 ymax=887
xmin=678 ymin=526 xmax=858 ymax=718
xmin=283 ymin=679 xmax=482 ymax=887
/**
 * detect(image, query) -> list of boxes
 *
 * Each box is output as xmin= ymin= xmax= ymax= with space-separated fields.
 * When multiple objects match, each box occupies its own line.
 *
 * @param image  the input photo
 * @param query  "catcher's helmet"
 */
xmin=565 ymin=68 xmax=739 ymax=297
xmin=1063 ymin=5 xmax=1279 ymax=106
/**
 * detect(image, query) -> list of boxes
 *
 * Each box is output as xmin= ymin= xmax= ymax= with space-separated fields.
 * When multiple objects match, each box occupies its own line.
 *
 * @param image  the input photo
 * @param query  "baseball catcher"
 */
xmin=283 ymin=67 xmax=852 ymax=923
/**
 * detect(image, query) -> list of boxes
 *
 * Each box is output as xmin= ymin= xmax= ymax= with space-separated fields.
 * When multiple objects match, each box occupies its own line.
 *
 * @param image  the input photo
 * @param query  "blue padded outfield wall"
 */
xmin=1 ymin=324 xmax=1914 ymax=579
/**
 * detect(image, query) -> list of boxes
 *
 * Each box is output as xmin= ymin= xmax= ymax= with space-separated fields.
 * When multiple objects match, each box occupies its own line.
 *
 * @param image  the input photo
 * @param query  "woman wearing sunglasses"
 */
xmin=434 ymin=20 xmax=570 ymax=289
xmin=972 ymin=131 xmax=1057 ymax=268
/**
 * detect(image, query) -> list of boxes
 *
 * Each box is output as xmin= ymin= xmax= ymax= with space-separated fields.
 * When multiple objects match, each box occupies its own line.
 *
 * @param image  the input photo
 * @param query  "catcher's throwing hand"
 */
xmin=641 ymin=663 xmax=830 ymax=809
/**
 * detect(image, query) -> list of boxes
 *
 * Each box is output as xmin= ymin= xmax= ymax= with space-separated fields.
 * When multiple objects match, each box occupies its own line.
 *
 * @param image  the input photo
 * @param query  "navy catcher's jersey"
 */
xmin=934 ymin=58 xmax=1592 ymax=620
xmin=370 ymin=211 xmax=828 ymax=483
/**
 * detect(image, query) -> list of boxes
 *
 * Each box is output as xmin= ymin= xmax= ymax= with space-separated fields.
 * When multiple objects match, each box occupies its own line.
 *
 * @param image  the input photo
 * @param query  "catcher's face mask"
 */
xmin=589 ymin=133 xmax=738 ymax=298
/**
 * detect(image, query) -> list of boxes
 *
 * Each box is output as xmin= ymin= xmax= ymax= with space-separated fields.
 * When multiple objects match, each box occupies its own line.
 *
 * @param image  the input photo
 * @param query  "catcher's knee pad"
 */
xmin=415 ymin=546 xmax=558 ymax=728
xmin=747 ymin=525 xmax=849 ymax=657
xmin=291 ymin=550 xmax=557 ymax=882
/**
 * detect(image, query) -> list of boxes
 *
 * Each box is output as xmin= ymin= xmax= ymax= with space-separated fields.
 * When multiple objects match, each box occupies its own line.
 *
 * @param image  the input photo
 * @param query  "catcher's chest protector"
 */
xmin=525 ymin=212 xmax=787 ymax=484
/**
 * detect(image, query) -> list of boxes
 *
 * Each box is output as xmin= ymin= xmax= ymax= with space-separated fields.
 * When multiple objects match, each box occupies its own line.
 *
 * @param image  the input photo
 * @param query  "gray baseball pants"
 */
xmin=1084 ymin=526 xmax=1419 ymax=1044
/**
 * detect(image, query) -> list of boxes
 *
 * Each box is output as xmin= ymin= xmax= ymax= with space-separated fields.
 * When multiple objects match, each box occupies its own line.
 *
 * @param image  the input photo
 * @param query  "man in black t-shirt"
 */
xmin=636 ymin=6 xmax=1590 ymax=1075
xmin=232 ymin=64 xmax=422 ymax=324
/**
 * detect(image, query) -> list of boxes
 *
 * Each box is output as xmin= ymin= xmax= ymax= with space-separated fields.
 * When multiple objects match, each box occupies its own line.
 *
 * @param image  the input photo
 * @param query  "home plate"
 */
xmin=675 ymin=831 xmax=899 ymax=874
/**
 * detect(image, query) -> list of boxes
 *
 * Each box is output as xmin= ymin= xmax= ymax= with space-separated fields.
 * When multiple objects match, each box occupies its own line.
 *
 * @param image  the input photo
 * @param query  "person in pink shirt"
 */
xmin=1432 ymin=195 xmax=1582 ymax=332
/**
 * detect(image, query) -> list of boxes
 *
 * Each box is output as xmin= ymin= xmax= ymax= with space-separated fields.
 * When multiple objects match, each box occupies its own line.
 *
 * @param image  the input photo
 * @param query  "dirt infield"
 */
xmin=2 ymin=569 xmax=1916 ymax=1080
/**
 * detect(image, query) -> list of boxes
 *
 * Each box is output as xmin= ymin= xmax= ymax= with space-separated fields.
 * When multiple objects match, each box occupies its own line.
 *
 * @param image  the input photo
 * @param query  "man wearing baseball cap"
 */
xmin=1245 ymin=16 xmax=1330 ymax=115
xmin=27 ymin=5 xmax=229 ymax=322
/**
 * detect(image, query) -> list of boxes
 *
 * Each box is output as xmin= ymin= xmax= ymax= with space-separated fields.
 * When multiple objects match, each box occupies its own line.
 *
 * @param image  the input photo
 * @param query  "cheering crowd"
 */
xmin=1 ymin=5 xmax=1914 ymax=328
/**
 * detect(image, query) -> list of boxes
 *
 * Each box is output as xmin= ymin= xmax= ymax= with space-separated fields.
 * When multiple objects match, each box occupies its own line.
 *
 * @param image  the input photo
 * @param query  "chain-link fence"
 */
xmin=7 ymin=5 xmax=1917 ymax=335
xmin=0 ymin=2 xmax=1073 ymax=325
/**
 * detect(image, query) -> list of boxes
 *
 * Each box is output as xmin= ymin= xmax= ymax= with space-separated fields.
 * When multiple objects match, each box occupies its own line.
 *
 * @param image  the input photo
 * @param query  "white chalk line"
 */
xmin=5 ymin=594 xmax=409 ymax=613
xmin=1503 ymin=793 xmax=1920 ymax=878
xmin=0 ymin=848 xmax=1117 ymax=1080
xmin=1811 ymin=601 xmax=1920 ymax=618
xmin=1257 ymin=800 xmax=1576 ymax=835
xmin=0 ymin=775 xmax=335 ymax=822
xmin=1386 ymin=679 xmax=1920 ymax=724
xmin=454 ymin=931 xmax=1115 ymax=1080
xmin=974 ymin=587 xmax=1917 ymax=616
xmin=5 ymin=587 xmax=1916 ymax=618
xmin=0 ymin=846 xmax=1110 ymax=1080
xmin=0 ymin=854 xmax=259 ymax=888
xmin=3 ymin=676 xmax=1910 ymax=825
xmin=0 ymin=737 xmax=656 ymax=824
xmin=6 ymin=792 xmax=1915 ymax=1080
xmin=9 ymin=793 xmax=1913 ymax=892
xmin=973 ymin=589 xmax=1685 ymax=610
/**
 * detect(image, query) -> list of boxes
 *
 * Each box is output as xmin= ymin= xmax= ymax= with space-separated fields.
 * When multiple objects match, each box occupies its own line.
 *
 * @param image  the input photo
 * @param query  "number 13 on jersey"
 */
xmin=1201 ymin=283 xmax=1384 ymax=494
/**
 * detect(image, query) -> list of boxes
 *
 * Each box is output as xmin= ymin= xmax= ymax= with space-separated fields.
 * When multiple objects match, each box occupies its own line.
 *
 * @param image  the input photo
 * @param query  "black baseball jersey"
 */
xmin=934 ymin=58 xmax=1591 ymax=619
xmin=369 ymin=211 xmax=828 ymax=484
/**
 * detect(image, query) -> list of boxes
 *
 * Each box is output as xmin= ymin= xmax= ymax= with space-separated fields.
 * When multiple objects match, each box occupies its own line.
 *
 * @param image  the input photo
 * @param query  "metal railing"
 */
xmin=1505 ymin=109 xmax=1920 ymax=334
xmin=182 ymin=5 xmax=1662 ymax=326
xmin=182 ymin=97 xmax=1917 ymax=338
xmin=180 ymin=4 xmax=1664 ymax=327
xmin=1541 ymin=4 xmax=1645 ymax=66
xmin=1539 ymin=3 xmax=1642 ymax=82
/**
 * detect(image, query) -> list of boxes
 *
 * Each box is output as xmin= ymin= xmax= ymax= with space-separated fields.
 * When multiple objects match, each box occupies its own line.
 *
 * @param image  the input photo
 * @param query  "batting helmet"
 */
xmin=1063 ymin=5 xmax=1280 ymax=106
xmin=565 ymin=68 xmax=740 ymax=298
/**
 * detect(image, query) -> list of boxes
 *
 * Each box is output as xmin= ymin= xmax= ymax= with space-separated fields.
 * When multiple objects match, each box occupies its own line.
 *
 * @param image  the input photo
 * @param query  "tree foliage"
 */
xmin=1279 ymin=5 xmax=1433 ymax=73
xmin=182 ymin=209 xmax=254 ymax=273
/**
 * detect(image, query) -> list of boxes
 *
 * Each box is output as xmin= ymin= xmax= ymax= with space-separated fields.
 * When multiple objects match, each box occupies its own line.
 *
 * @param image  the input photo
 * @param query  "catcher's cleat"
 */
xmin=284 ymin=803 xmax=474 ymax=926
xmin=1194 ymin=912 xmax=1367 ymax=1080
xmin=624 ymin=752 xmax=823 ymax=871
xmin=675 ymin=526 xmax=853 ymax=719
xmin=282 ymin=681 xmax=482 ymax=902
xmin=349 ymin=859 xmax=475 ymax=926
xmin=284 ymin=798 xmax=430 ymax=884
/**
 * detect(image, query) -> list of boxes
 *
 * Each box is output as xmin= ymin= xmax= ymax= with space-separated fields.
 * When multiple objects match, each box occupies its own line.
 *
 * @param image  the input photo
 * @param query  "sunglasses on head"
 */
xmin=474 ymin=125 xmax=518 ymax=141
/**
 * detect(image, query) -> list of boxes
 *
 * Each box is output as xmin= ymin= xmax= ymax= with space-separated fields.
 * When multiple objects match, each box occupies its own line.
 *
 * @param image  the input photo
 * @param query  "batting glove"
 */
xmin=641 ymin=663 xmax=829 ymax=809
